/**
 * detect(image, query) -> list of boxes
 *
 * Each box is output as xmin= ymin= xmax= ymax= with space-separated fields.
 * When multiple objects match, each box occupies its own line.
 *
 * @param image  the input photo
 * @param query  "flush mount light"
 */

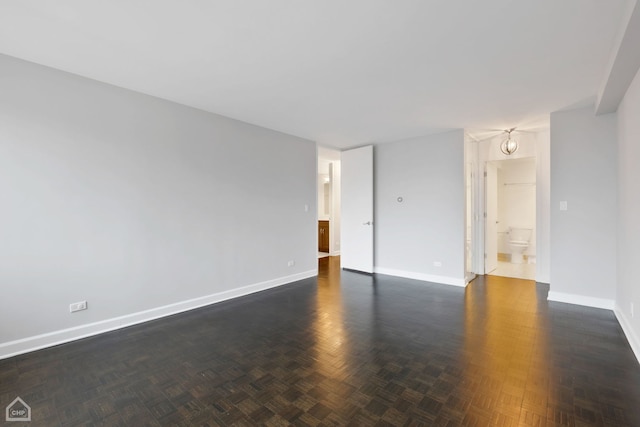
xmin=500 ymin=128 xmax=518 ymax=155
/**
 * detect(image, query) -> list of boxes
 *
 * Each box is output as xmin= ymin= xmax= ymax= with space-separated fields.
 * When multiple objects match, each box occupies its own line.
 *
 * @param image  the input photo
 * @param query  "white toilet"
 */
xmin=508 ymin=227 xmax=532 ymax=264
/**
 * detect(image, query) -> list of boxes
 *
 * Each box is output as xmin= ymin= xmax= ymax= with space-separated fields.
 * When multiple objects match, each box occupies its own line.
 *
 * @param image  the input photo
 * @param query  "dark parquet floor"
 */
xmin=1 ymin=256 xmax=640 ymax=426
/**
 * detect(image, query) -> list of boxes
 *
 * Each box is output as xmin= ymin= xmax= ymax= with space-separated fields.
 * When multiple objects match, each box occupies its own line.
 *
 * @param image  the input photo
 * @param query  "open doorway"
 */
xmin=469 ymin=127 xmax=550 ymax=284
xmin=317 ymin=146 xmax=341 ymax=259
xmin=485 ymin=157 xmax=536 ymax=280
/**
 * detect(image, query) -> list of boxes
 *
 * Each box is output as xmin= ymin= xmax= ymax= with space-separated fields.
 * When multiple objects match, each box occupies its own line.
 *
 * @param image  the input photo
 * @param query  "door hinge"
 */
xmin=483 ymin=212 xmax=487 ymax=218
xmin=484 ymin=171 xmax=487 ymax=177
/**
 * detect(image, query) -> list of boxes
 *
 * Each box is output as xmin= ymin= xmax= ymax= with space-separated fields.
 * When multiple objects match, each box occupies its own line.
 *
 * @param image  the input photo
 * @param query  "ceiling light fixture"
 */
xmin=500 ymin=128 xmax=518 ymax=155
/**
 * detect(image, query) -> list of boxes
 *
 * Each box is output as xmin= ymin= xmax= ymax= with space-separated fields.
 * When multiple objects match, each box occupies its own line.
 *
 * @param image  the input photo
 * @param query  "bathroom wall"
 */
xmin=329 ymin=161 xmax=341 ymax=255
xmin=317 ymin=174 xmax=330 ymax=220
xmin=496 ymin=158 xmax=537 ymax=258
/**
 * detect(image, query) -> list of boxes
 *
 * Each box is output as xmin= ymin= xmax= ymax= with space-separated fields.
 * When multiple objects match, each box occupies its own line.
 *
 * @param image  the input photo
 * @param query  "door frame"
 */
xmin=484 ymin=161 xmax=499 ymax=274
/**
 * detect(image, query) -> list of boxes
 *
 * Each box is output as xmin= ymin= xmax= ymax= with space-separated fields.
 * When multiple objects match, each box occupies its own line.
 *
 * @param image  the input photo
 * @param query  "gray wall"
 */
xmin=374 ymin=130 xmax=465 ymax=285
xmin=616 ymin=66 xmax=640 ymax=357
xmin=535 ymin=130 xmax=551 ymax=284
xmin=0 ymin=54 xmax=317 ymax=356
xmin=549 ymin=106 xmax=617 ymax=307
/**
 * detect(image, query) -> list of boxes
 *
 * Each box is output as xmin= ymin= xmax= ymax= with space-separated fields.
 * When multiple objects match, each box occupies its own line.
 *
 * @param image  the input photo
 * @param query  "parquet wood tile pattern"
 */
xmin=1 ymin=256 xmax=640 ymax=426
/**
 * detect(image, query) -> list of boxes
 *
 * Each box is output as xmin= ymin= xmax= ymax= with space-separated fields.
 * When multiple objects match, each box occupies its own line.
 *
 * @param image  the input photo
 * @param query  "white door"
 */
xmin=485 ymin=162 xmax=498 ymax=273
xmin=341 ymin=145 xmax=374 ymax=273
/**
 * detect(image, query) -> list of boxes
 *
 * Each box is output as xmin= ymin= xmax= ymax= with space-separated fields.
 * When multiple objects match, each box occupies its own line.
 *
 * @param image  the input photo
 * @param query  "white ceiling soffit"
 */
xmin=0 ymin=1 xmax=631 ymax=149
xmin=596 ymin=0 xmax=640 ymax=114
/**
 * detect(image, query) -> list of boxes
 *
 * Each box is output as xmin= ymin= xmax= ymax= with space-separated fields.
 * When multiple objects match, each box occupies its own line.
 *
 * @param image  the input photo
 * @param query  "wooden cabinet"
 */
xmin=318 ymin=220 xmax=330 ymax=252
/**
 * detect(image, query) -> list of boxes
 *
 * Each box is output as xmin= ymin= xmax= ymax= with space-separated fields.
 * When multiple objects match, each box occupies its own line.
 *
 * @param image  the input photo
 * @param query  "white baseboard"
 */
xmin=0 ymin=270 xmax=317 ymax=360
xmin=614 ymin=306 xmax=640 ymax=365
xmin=547 ymin=291 xmax=615 ymax=310
xmin=374 ymin=267 xmax=467 ymax=287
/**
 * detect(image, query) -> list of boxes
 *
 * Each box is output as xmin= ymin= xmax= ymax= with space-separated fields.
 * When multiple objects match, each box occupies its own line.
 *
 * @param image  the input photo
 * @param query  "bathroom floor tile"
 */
xmin=488 ymin=260 xmax=536 ymax=280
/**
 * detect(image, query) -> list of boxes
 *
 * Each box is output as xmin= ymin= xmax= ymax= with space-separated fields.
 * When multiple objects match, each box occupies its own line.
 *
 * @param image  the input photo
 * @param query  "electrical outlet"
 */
xmin=433 ymin=261 xmax=442 ymax=267
xmin=287 ymin=260 xmax=295 ymax=267
xmin=69 ymin=301 xmax=87 ymax=313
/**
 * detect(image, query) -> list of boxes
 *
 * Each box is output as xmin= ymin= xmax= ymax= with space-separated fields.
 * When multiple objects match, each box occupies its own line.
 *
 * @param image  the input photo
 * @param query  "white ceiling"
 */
xmin=0 ymin=1 xmax=631 ymax=149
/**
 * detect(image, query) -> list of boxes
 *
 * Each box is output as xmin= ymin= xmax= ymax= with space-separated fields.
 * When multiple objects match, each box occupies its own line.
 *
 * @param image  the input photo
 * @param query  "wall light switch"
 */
xmin=559 ymin=201 xmax=568 ymax=211
xmin=70 ymin=301 xmax=87 ymax=313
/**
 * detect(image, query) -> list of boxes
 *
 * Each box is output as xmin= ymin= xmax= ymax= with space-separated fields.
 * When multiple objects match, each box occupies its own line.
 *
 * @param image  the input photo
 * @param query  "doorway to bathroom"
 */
xmin=317 ymin=146 xmax=341 ymax=260
xmin=485 ymin=157 xmax=536 ymax=280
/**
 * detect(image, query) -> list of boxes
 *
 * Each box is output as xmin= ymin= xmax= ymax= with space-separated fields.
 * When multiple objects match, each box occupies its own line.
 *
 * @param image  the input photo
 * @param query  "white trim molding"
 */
xmin=0 ymin=270 xmax=317 ymax=360
xmin=374 ymin=267 xmax=467 ymax=287
xmin=547 ymin=291 xmax=615 ymax=310
xmin=614 ymin=306 xmax=640 ymax=365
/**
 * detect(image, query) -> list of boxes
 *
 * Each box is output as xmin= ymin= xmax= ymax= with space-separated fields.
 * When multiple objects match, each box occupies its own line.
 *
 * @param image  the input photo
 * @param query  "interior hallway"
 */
xmin=0 ymin=257 xmax=639 ymax=425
